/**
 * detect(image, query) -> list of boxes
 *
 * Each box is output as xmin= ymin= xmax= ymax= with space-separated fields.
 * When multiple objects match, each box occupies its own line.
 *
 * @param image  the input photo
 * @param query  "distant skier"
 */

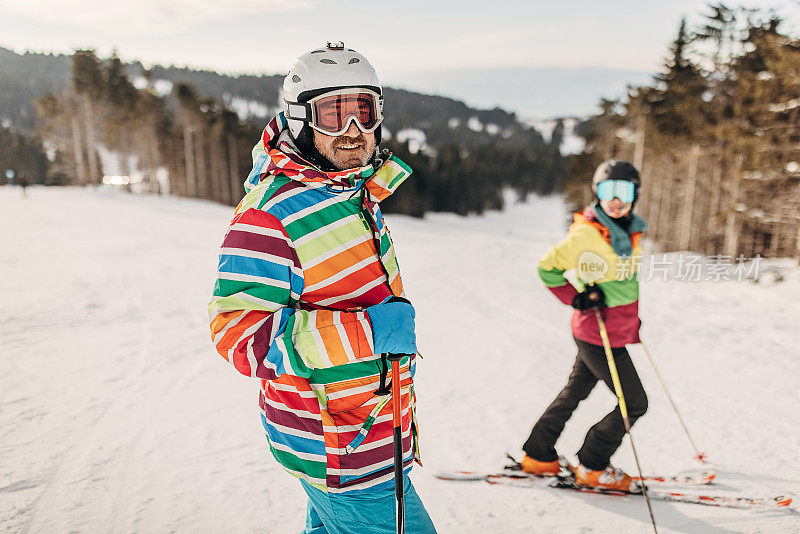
xmin=19 ymin=175 xmax=29 ymax=197
xmin=208 ymin=43 xmax=436 ymax=533
xmin=520 ymin=160 xmax=648 ymax=492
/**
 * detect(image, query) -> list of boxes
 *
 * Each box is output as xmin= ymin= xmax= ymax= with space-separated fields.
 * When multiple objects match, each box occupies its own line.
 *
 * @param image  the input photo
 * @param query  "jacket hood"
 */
xmin=244 ymin=112 xmax=411 ymax=202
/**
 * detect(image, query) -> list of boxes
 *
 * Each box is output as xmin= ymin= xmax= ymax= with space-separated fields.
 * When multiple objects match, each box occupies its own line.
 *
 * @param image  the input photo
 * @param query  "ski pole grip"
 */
xmin=374 ymin=354 xmax=391 ymax=395
xmin=387 ymin=353 xmax=410 ymax=362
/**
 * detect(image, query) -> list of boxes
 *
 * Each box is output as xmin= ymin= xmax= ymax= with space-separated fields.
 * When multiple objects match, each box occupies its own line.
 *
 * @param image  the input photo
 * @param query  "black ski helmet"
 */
xmin=592 ymin=160 xmax=641 ymax=199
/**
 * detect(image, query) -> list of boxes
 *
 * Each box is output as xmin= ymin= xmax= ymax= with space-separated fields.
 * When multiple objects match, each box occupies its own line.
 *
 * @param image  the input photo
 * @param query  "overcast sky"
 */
xmin=2 ymin=1 xmax=798 ymax=75
xmin=2 ymin=0 xmax=799 ymax=118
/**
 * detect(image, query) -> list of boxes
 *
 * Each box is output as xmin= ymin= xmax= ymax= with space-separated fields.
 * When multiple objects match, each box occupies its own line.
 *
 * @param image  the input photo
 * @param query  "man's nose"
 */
xmin=341 ymin=121 xmax=361 ymax=138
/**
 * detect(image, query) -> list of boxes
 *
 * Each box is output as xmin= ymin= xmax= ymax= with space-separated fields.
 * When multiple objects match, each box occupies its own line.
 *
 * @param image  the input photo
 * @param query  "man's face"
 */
xmin=313 ymin=122 xmax=376 ymax=171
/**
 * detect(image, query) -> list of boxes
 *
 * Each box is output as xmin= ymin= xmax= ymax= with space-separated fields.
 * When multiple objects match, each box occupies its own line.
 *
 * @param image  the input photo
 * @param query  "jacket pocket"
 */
xmin=321 ymin=365 xmax=412 ymax=488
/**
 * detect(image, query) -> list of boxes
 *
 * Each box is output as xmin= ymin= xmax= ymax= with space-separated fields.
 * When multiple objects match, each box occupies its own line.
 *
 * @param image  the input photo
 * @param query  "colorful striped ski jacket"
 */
xmin=538 ymin=207 xmax=644 ymax=347
xmin=208 ymin=113 xmax=419 ymax=494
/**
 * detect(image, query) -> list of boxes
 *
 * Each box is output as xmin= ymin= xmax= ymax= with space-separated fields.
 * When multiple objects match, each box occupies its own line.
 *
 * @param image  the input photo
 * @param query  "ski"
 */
xmin=436 ymin=465 xmax=793 ymax=511
xmin=633 ymin=471 xmax=716 ymax=486
xmin=436 ymin=464 xmax=716 ymax=487
xmin=546 ymin=476 xmax=793 ymax=511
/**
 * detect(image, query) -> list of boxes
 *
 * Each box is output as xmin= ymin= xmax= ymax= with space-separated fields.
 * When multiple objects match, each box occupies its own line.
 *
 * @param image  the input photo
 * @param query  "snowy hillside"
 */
xmin=2 ymin=186 xmax=799 ymax=533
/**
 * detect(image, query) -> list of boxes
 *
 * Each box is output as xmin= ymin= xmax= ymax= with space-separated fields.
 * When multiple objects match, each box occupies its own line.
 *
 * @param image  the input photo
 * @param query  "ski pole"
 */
xmin=640 ymin=340 xmax=707 ymax=463
xmin=387 ymin=353 xmax=407 ymax=534
xmin=595 ymin=310 xmax=658 ymax=534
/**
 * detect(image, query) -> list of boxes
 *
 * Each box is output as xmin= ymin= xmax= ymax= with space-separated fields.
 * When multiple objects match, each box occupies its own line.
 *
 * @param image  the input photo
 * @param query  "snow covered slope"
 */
xmin=2 ymin=187 xmax=799 ymax=533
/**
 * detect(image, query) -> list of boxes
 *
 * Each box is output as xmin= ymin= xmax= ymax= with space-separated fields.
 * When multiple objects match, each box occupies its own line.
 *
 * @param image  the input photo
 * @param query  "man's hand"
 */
xmin=571 ymin=286 xmax=606 ymax=311
xmin=365 ymin=297 xmax=417 ymax=355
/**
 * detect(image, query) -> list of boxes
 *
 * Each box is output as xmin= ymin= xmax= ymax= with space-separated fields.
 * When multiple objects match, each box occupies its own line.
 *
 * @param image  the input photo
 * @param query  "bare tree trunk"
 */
xmin=795 ymin=216 xmax=800 ymax=261
xmin=778 ymin=207 xmax=794 ymax=257
xmin=768 ymin=222 xmax=780 ymax=257
xmin=207 ymin=129 xmax=217 ymax=202
xmin=209 ymin=127 xmax=225 ymax=204
xmin=659 ymin=172 xmax=676 ymax=251
xmin=140 ymin=122 xmax=152 ymax=193
xmin=228 ymin=134 xmax=240 ymax=206
xmin=172 ymin=137 xmax=184 ymax=196
xmin=148 ymin=121 xmax=161 ymax=194
xmin=132 ymin=125 xmax=146 ymax=191
xmin=602 ymin=127 xmax=615 ymax=161
xmin=723 ymin=212 xmax=741 ymax=258
xmin=679 ymin=145 xmax=700 ymax=251
xmin=71 ymin=113 xmax=88 ymax=185
xmin=183 ymin=122 xmax=196 ymax=197
xmin=219 ymin=132 xmax=230 ymax=205
xmin=695 ymin=153 xmax=712 ymax=253
xmin=636 ymin=163 xmax=650 ymax=222
xmin=194 ymin=123 xmax=208 ymax=199
xmin=643 ymin=155 xmax=660 ymax=239
xmin=755 ymin=226 xmax=765 ymax=257
xmin=82 ymin=94 xmax=100 ymax=184
xmin=633 ymin=107 xmax=646 ymax=171
xmin=218 ymin=128 xmax=229 ymax=204
xmin=723 ymin=154 xmax=744 ymax=258
xmin=707 ymin=143 xmax=724 ymax=253
xmin=118 ymin=128 xmax=129 ymax=181
xmin=652 ymin=160 xmax=669 ymax=250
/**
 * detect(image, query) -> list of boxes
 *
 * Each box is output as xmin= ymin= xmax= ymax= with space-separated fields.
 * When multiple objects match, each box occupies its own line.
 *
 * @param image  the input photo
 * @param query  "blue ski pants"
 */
xmin=299 ymin=476 xmax=437 ymax=533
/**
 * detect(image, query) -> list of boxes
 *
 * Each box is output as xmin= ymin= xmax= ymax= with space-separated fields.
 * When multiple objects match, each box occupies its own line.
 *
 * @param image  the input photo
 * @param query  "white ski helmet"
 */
xmin=283 ymin=42 xmax=383 ymax=140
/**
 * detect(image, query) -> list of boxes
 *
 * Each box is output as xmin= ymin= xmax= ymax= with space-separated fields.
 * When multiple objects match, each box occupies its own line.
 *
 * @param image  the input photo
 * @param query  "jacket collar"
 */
xmin=245 ymin=112 xmax=411 ymax=201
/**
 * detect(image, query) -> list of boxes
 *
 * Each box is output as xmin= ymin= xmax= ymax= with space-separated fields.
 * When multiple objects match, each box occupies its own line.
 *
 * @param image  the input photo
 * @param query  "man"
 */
xmin=520 ymin=160 xmax=649 ymax=492
xmin=208 ymin=42 xmax=436 ymax=533
xmin=19 ymin=175 xmax=29 ymax=197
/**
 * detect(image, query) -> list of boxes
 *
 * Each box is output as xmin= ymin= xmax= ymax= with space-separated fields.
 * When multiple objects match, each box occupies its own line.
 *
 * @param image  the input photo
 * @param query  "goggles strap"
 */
xmin=285 ymin=102 xmax=311 ymax=121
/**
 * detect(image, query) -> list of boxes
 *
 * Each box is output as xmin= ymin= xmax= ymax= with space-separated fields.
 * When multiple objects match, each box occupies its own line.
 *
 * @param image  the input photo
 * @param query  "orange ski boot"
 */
xmin=520 ymin=455 xmax=561 ymax=476
xmin=574 ymin=464 xmax=639 ymax=492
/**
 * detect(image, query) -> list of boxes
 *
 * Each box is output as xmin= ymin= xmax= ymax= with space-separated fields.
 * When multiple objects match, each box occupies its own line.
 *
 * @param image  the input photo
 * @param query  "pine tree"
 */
xmin=650 ymin=18 xmax=708 ymax=141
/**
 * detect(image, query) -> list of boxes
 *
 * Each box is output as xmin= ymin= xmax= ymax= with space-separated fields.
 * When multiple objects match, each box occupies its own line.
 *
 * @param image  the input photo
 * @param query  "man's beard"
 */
xmin=316 ymin=132 xmax=376 ymax=171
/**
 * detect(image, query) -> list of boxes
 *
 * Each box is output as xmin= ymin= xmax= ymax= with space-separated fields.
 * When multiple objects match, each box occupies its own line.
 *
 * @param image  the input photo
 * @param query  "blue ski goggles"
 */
xmin=596 ymin=180 xmax=636 ymax=203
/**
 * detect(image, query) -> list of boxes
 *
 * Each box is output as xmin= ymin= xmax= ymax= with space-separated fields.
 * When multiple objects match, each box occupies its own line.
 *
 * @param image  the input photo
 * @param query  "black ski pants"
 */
xmin=522 ymin=337 xmax=648 ymax=471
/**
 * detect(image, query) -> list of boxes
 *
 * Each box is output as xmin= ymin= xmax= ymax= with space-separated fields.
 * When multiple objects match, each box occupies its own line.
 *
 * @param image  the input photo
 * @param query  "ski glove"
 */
xmin=365 ymin=297 xmax=417 ymax=355
xmin=571 ymin=286 xmax=605 ymax=311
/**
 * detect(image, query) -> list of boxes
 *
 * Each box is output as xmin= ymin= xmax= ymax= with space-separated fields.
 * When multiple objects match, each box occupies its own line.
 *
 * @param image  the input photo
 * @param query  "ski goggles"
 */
xmin=286 ymin=88 xmax=383 ymax=136
xmin=596 ymin=179 xmax=636 ymax=203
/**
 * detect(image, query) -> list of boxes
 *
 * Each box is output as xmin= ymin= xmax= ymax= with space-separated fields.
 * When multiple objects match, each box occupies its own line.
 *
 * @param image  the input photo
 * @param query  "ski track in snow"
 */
xmin=1 ymin=186 xmax=799 ymax=533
